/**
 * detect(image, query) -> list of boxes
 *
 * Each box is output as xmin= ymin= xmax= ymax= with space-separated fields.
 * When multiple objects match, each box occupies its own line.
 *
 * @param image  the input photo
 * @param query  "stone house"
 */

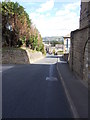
xmin=69 ymin=1 xmax=90 ymax=81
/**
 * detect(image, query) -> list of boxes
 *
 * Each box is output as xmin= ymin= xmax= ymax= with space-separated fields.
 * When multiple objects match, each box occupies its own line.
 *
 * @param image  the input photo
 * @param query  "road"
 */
xmin=2 ymin=55 xmax=73 ymax=118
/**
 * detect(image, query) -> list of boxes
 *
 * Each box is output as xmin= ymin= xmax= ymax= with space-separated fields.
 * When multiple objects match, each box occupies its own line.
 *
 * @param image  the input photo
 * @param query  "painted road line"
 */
xmin=46 ymin=64 xmax=58 ymax=82
xmin=46 ymin=77 xmax=58 ymax=81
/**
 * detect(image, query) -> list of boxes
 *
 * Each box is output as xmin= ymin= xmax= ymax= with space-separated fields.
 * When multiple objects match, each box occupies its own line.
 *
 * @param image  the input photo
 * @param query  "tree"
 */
xmin=2 ymin=1 xmax=45 ymax=54
xmin=2 ymin=1 xmax=31 ymax=47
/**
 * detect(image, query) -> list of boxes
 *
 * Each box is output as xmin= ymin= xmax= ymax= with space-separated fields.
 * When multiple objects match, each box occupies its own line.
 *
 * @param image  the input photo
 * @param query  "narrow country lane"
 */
xmin=2 ymin=55 xmax=73 ymax=118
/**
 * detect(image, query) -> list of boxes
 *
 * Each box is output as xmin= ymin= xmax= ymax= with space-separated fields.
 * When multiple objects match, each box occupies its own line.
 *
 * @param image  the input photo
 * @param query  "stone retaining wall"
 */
xmin=26 ymin=49 xmax=44 ymax=63
xmin=2 ymin=49 xmax=29 ymax=64
xmin=2 ymin=48 xmax=44 ymax=64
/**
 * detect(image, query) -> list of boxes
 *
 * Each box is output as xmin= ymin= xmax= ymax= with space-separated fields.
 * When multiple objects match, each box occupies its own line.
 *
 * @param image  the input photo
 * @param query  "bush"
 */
xmin=40 ymin=44 xmax=46 ymax=55
xmin=21 ymin=36 xmax=26 ymax=45
xmin=53 ymin=49 xmax=55 ymax=55
xmin=26 ymin=40 xmax=30 ymax=47
xmin=17 ymin=40 xmax=23 ymax=47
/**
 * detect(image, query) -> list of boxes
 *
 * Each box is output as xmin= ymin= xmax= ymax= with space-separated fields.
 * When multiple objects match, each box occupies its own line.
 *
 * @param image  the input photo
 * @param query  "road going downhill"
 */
xmin=2 ymin=55 xmax=73 ymax=118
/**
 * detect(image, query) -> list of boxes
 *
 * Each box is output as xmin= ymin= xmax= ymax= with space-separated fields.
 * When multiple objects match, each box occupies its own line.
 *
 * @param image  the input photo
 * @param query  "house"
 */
xmin=63 ymin=34 xmax=70 ymax=54
xmin=55 ymin=44 xmax=64 ymax=52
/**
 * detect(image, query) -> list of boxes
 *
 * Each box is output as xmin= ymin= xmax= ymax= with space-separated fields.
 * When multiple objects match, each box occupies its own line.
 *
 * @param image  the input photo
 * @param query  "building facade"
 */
xmin=63 ymin=34 xmax=70 ymax=54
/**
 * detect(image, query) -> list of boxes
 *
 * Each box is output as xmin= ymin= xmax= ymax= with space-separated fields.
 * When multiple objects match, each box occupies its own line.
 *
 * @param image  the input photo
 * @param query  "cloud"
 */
xmin=2 ymin=0 xmax=80 ymax=3
xmin=7 ymin=0 xmax=80 ymax=3
xmin=29 ymin=1 xmax=80 ymax=37
xmin=36 ymin=0 xmax=54 ymax=13
xmin=54 ymin=1 xmax=80 ymax=31
xmin=64 ymin=1 xmax=80 ymax=11
xmin=56 ymin=1 xmax=80 ymax=16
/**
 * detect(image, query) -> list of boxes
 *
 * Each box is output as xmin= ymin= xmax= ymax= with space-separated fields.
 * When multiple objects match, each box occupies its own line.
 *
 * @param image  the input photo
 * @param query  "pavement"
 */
xmin=57 ymin=56 xmax=88 ymax=118
xmin=2 ymin=55 xmax=73 ymax=118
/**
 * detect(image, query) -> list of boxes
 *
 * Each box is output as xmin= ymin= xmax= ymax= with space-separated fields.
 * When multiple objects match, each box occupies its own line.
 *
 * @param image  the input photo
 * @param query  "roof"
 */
xmin=63 ymin=33 xmax=70 ymax=38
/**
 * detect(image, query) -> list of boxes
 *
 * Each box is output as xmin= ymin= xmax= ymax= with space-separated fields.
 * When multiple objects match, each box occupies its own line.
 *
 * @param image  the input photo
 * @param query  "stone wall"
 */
xmin=69 ymin=2 xmax=90 ymax=81
xmin=2 ymin=48 xmax=30 ymax=64
xmin=2 ymin=48 xmax=44 ymax=64
xmin=89 ymin=37 xmax=90 ymax=84
xmin=69 ymin=27 xmax=89 ymax=81
xmin=80 ymin=2 xmax=90 ymax=29
xmin=26 ymin=49 xmax=44 ymax=63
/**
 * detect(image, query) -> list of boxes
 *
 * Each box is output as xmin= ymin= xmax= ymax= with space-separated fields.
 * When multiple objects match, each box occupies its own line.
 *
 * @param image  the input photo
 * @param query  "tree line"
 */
xmin=1 ymin=1 xmax=45 ymax=54
xmin=45 ymin=40 xmax=64 ymax=47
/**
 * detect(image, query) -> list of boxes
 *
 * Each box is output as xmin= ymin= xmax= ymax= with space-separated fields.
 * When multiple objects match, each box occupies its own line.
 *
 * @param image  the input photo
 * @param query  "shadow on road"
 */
xmin=46 ymin=55 xmax=58 ymax=59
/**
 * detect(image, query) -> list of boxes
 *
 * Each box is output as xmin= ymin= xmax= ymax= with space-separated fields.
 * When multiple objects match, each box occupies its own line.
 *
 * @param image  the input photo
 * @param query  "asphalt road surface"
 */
xmin=2 ymin=55 xmax=73 ymax=118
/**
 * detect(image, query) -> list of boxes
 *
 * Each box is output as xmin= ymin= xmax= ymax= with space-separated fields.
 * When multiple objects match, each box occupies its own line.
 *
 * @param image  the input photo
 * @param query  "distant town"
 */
xmin=43 ymin=35 xmax=70 ymax=55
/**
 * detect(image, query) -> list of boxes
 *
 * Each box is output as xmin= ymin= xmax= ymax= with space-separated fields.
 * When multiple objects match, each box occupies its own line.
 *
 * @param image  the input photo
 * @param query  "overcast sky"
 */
xmin=9 ymin=0 xmax=81 ymax=37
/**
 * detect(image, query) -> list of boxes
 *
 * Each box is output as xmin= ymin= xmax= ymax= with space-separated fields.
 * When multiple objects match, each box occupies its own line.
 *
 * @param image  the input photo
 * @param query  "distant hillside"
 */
xmin=43 ymin=36 xmax=64 ymax=42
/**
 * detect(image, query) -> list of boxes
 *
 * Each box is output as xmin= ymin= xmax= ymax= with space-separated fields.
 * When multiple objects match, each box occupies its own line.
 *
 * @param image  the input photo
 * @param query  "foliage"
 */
xmin=1 ymin=0 xmax=45 ymax=54
xmin=17 ymin=39 xmax=23 ymax=47
xmin=2 ymin=1 xmax=31 ymax=46
xmin=53 ymin=49 xmax=55 ymax=55
xmin=51 ymin=40 xmax=64 ymax=46
xmin=21 ymin=36 xmax=26 ymax=44
xmin=40 ymin=44 xmax=46 ymax=55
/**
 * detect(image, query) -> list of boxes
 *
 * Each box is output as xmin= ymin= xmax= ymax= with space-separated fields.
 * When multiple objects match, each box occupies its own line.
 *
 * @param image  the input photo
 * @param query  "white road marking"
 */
xmin=46 ymin=77 xmax=58 ymax=81
xmin=46 ymin=64 xmax=58 ymax=81
xmin=49 ymin=65 xmax=54 ymax=77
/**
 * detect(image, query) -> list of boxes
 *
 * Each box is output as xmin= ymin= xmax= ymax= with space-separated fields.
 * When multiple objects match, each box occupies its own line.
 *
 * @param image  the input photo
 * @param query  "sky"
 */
xmin=10 ymin=0 xmax=81 ymax=37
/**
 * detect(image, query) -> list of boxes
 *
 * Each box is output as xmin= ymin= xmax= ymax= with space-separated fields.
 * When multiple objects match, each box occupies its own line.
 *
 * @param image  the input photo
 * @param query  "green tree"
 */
xmin=2 ymin=1 xmax=31 ymax=47
xmin=53 ymin=49 xmax=55 ymax=55
xmin=1 ymin=1 xmax=44 ymax=54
